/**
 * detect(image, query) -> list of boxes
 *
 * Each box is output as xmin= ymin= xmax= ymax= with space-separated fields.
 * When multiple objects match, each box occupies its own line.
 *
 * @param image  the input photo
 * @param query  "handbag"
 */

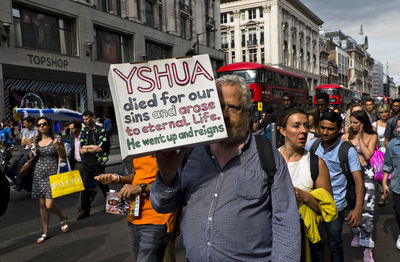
xmin=19 ymin=154 xmax=38 ymax=176
xmin=371 ymin=146 xmax=391 ymax=182
xmin=49 ymin=160 xmax=85 ymax=198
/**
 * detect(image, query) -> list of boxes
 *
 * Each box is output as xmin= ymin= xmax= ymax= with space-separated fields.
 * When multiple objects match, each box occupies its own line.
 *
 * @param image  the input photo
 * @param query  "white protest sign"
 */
xmin=108 ymin=55 xmax=228 ymax=159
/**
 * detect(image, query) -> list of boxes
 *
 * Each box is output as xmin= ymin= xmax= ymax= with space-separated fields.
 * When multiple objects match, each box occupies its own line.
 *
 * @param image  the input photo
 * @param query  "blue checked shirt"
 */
xmin=383 ymin=137 xmax=400 ymax=194
xmin=151 ymin=134 xmax=301 ymax=262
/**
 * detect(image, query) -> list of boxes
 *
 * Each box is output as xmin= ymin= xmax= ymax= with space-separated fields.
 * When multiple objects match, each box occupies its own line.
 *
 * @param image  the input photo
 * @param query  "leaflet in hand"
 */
xmin=106 ymin=192 xmax=140 ymax=216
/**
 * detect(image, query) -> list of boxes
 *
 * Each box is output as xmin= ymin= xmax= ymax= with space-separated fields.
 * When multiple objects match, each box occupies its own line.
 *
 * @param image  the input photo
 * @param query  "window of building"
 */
xmin=249 ymin=49 xmax=257 ymax=62
xmin=260 ymin=27 xmax=264 ymax=45
xmin=230 ymin=13 xmax=234 ymax=22
xmin=145 ymin=1 xmax=154 ymax=27
xmin=159 ymin=5 xmax=163 ymax=31
xmin=97 ymin=0 xmax=121 ymax=16
xmin=231 ymin=51 xmax=235 ymax=63
xmin=221 ymin=32 xmax=228 ymax=49
xmin=242 ymin=50 xmax=246 ymax=62
xmin=261 ymin=48 xmax=265 ymax=64
xmin=248 ymin=9 xmax=256 ymax=19
xmin=248 ymin=28 xmax=257 ymax=46
xmin=180 ymin=16 xmax=186 ymax=39
xmin=205 ymin=0 xmax=209 ymax=17
xmin=241 ymin=11 xmax=246 ymax=20
xmin=96 ymin=28 xmax=130 ymax=63
xmin=13 ymin=6 xmax=77 ymax=56
xmin=146 ymin=40 xmax=172 ymax=60
xmin=259 ymin=8 xmax=263 ymax=18
xmin=230 ymin=31 xmax=235 ymax=48
xmin=220 ymin=13 xmax=227 ymax=24
xmin=241 ymin=29 xmax=246 ymax=47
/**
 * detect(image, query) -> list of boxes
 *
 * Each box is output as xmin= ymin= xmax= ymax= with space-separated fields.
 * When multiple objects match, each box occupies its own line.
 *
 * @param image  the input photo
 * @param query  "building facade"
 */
xmin=372 ymin=60 xmax=384 ymax=95
xmin=0 ymin=0 xmax=224 ymax=121
xmin=220 ymin=0 xmax=323 ymax=94
xmin=324 ymin=27 xmax=373 ymax=95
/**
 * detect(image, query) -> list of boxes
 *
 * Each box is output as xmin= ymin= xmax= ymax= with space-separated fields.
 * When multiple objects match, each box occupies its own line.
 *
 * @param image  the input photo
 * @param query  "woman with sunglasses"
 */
xmin=31 ymin=117 xmax=68 ymax=243
xmin=372 ymin=104 xmax=391 ymax=206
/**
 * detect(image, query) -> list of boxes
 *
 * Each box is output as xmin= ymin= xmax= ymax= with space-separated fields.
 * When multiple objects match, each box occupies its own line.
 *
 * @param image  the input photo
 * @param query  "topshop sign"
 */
xmin=28 ymin=54 xmax=69 ymax=68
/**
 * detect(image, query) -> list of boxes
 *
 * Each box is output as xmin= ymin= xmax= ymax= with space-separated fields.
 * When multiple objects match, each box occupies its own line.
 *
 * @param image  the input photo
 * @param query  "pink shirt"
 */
xmin=74 ymin=136 xmax=81 ymax=162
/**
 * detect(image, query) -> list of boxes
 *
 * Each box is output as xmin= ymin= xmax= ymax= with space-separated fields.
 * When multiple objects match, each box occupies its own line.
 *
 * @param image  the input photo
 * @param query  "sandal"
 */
xmin=60 ymin=216 xmax=68 ymax=233
xmin=37 ymin=233 xmax=48 ymax=244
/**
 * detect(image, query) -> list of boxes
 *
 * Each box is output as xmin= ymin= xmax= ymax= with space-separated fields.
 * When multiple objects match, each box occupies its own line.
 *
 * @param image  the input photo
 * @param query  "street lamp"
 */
xmin=196 ymin=27 xmax=217 ymax=55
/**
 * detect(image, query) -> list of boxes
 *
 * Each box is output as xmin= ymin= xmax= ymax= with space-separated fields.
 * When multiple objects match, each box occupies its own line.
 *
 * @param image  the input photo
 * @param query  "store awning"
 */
xmin=4 ymin=78 xmax=85 ymax=94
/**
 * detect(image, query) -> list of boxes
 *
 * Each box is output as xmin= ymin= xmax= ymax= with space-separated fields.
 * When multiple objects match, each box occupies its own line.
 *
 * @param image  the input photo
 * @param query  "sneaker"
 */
xmin=351 ymin=233 xmax=360 ymax=247
xmin=396 ymin=235 xmax=400 ymax=250
xmin=363 ymin=248 xmax=374 ymax=262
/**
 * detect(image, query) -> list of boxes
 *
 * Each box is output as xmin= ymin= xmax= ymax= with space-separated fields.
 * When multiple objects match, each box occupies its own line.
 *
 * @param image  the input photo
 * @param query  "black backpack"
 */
xmin=254 ymin=135 xmax=319 ymax=192
xmin=309 ymin=138 xmax=356 ymax=210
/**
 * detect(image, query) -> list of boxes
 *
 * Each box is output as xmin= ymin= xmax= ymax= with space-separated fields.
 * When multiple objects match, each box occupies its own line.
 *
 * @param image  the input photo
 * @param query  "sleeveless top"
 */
xmin=279 ymin=149 xmax=314 ymax=192
xmin=372 ymin=121 xmax=385 ymax=142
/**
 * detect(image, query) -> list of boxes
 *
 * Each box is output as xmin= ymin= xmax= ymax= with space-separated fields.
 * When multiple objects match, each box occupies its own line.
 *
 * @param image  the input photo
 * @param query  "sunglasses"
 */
xmin=37 ymin=123 xmax=48 ymax=127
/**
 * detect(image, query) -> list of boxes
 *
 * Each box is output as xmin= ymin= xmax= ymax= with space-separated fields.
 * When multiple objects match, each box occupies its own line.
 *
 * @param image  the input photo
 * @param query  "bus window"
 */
xmin=281 ymin=74 xmax=288 ymax=88
xmin=288 ymin=77 xmax=296 ymax=89
xmin=219 ymin=69 xmax=259 ymax=83
xmin=266 ymin=70 xmax=274 ymax=84
xmin=274 ymin=72 xmax=281 ymax=85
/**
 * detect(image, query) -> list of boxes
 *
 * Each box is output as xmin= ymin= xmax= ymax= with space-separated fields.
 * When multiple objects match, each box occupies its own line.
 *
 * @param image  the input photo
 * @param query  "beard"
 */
xmin=220 ymin=113 xmax=249 ymax=146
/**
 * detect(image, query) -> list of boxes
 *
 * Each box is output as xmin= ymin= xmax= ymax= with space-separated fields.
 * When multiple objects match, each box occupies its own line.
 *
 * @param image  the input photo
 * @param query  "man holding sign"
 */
xmin=150 ymin=75 xmax=301 ymax=261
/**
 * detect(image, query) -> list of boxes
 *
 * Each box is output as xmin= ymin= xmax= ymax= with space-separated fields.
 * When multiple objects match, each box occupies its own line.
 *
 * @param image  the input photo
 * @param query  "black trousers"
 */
xmin=79 ymin=162 xmax=109 ymax=213
xmin=392 ymin=191 xmax=400 ymax=231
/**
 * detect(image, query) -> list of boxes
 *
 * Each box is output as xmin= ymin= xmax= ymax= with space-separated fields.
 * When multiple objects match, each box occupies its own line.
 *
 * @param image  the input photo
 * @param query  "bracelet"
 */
xmin=116 ymin=174 xmax=121 ymax=184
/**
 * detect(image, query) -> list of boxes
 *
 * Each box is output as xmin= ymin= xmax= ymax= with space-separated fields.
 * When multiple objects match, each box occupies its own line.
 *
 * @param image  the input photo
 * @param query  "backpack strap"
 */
xmin=255 ymin=135 xmax=277 ymax=193
xmin=310 ymin=152 xmax=319 ymax=186
xmin=309 ymin=137 xmax=322 ymax=155
xmin=338 ymin=141 xmax=353 ymax=177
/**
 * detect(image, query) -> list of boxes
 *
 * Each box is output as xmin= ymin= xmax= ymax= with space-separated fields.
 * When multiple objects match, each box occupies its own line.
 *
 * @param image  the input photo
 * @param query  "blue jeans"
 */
xmin=128 ymin=223 xmax=169 ymax=262
xmin=309 ymin=210 xmax=345 ymax=262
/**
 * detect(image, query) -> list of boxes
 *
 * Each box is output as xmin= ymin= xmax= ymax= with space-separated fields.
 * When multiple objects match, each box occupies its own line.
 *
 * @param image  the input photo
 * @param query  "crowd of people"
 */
xmin=2 ymin=74 xmax=400 ymax=262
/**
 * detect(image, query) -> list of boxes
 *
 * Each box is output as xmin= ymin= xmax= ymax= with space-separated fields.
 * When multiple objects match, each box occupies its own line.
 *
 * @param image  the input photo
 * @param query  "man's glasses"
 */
xmin=37 ymin=123 xmax=48 ymax=127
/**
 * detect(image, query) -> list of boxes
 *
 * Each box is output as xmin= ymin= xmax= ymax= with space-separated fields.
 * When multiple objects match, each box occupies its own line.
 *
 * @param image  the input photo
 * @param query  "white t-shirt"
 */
xmin=21 ymin=127 xmax=38 ymax=149
xmin=280 ymin=149 xmax=314 ymax=193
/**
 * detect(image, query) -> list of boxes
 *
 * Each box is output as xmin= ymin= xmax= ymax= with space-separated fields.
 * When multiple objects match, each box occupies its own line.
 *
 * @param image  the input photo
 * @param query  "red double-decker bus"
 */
xmin=217 ymin=62 xmax=309 ymax=106
xmin=314 ymin=84 xmax=352 ymax=106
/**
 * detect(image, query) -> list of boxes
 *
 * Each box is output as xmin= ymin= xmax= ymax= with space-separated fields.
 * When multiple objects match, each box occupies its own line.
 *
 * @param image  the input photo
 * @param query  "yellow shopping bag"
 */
xmin=49 ymin=168 xmax=85 ymax=198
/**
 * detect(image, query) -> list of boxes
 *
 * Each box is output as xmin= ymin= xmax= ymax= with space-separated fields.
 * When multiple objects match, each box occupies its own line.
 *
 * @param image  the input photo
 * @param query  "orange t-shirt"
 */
xmin=127 ymin=155 xmax=175 ymax=232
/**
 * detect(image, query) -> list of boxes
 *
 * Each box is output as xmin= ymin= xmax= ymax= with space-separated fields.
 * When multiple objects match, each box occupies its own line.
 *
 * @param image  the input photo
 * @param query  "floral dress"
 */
xmin=31 ymin=141 xmax=59 ymax=199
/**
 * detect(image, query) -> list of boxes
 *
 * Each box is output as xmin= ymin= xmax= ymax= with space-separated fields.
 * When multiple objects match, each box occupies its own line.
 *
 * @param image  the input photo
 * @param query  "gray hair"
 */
xmin=215 ymin=74 xmax=253 ymax=111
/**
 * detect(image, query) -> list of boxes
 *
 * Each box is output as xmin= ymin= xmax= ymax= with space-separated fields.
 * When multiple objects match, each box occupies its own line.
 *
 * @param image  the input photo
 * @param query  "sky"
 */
xmin=302 ymin=0 xmax=400 ymax=85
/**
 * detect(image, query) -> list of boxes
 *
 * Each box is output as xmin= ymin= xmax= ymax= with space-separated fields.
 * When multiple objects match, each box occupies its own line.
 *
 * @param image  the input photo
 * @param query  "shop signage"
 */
xmin=28 ymin=54 xmax=68 ymax=68
xmin=94 ymin=88 xmax=112 ymax=102
xmin=108 ymin=55 xmax=227 ymax=159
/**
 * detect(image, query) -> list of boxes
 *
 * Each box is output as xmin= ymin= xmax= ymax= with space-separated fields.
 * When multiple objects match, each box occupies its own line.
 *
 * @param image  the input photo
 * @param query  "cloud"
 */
xmin=302 ymin=0 xmax=400 ymax=85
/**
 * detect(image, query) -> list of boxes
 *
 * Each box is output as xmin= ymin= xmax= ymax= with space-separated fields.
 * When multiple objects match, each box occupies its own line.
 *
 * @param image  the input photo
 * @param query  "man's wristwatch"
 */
xmin=139 ymin=183 xmax=147 ymax=196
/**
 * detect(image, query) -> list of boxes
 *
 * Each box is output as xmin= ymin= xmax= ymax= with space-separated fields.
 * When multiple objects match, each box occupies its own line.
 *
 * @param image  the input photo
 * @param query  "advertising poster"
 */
xmin=108 ymin=55 xmax=227 ymax=159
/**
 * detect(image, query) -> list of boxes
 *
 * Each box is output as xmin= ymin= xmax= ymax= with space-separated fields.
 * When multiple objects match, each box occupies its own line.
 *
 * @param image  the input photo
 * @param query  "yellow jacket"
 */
xmin=298 ymin=188 xmax=338 ymax=244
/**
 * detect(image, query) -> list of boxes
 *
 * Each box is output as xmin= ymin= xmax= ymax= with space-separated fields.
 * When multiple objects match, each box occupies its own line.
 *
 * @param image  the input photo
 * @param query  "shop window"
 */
xmin=13 ymin=6 xmax=77 ymax=56
xmin=242 ymin=50 xmax=246 ymax=62
xmin=231 ymin=51 xmax=235 ymax=63
xmin=146 ymin=40 xmax=172 ymax=60
xmin=96 ymin=28 xmax=130 ymax=63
